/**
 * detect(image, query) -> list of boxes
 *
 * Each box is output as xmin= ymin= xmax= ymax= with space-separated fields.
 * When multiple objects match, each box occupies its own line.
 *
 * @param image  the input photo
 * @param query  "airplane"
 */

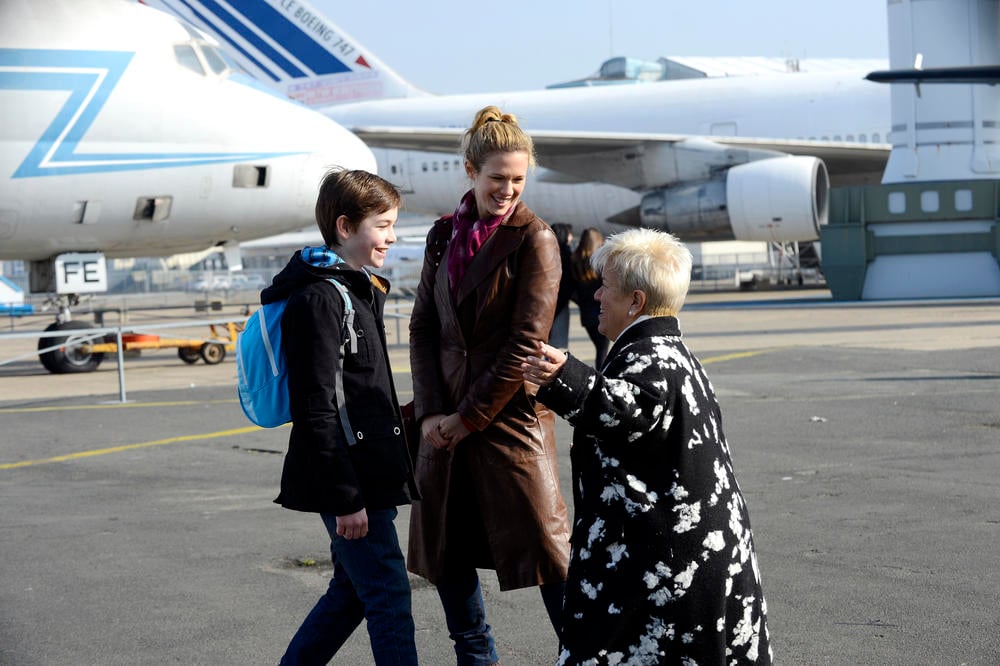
xmin=0 ymin=0 xmax=376 ymax=373
xmin=148 ymin=0 xmax=892 ymax=248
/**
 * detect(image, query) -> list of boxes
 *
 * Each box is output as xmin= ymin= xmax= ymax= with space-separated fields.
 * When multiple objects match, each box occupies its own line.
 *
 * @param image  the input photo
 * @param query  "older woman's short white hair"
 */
xmin=591 ymin=228 xmax=693 ymax=316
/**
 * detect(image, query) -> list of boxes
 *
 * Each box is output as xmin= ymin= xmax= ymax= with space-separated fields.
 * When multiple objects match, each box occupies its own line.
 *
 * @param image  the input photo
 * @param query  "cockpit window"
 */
xmin=201 ymin=45 xmax=229 ymax=75
xmin=174 ymin=44 xmax=205 ymax=75
xmin=215 ymin=48 xmax=245 ymax=75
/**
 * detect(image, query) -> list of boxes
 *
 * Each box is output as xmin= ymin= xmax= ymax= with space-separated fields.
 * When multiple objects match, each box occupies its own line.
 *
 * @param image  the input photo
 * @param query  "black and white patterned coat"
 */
xmin=538 ymin=316 xmax=772 ymax=665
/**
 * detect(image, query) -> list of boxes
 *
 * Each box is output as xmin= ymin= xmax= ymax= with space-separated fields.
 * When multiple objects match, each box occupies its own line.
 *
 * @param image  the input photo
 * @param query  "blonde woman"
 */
xmin=408 ymin=106 xmax=570 ymax=664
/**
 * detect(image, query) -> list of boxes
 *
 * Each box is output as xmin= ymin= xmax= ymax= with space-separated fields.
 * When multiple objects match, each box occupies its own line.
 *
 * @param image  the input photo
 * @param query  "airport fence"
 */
xmin=0 ymin=318 xmax=248 ymax=403
xmin=0 ymin=300 xmax=414 ymax=403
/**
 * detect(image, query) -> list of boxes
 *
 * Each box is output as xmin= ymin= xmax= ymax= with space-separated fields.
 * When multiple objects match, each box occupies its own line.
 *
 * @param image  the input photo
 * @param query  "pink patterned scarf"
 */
xmin=447 ymin=189 xmax=510 ymax=300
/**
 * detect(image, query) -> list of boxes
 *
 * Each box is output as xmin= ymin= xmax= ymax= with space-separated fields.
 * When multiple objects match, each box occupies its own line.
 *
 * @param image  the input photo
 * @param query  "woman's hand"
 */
xmin=522 ymin=342 xmax=567 ymax=387
xmin=436 ymin=413 xmax=472 ymax=450
xmin=420 ymin=413 xmax=451 ymax=450
xmin=336 ymin=508 xmax=368 ymax=540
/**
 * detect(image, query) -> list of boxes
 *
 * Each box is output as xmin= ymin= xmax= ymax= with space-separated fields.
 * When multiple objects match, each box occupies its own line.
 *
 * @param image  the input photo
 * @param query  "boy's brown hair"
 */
xmin=315 ymin=169 xmax=401 ymax=247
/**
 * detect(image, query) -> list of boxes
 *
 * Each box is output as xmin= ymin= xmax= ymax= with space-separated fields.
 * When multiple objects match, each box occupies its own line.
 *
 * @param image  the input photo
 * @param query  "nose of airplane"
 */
xmin=286 ymin=103 xmax=378 ymax=176
xmin=212 ymin=76 xmax=382 ymax=236
xmin=223 ymin=73 xmax=377 ymax=177
xmin=318 ymin=117 xmax=379 ymax=175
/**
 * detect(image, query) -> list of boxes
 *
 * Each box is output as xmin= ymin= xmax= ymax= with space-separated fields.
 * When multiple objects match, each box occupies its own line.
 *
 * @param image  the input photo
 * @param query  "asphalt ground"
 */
xmin=2 ymin=289 xmax=999 ymax=665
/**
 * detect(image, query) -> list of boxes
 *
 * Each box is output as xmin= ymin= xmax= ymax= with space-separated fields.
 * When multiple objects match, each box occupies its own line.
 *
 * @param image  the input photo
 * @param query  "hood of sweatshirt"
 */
xmin=260 ymin=248 xmax=389 ymax=305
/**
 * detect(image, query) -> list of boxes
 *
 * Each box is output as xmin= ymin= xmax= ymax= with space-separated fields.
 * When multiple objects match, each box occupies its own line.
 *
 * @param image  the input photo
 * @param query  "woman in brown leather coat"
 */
xmin=408 ymin=106 xmax=570 ymax=665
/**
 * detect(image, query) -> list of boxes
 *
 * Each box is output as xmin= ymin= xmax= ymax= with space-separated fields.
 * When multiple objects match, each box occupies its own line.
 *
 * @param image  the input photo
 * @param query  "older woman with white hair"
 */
xmin=523 ymin=228 xmax=772 ymax=665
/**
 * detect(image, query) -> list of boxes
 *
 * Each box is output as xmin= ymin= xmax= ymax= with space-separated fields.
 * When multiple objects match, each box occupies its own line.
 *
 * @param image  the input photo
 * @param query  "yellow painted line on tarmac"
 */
xmin=700 ymin=349 xmax=774 ymax=364
xmin=0 ymin=399 xmax=237 ymax=415
xmin=2 ymin=350 xmax=767 ymax=470
xmin=0 ymin=425 xmax=268 ymax=470
xmin=394 ymin=352 xmax=769 ymax=374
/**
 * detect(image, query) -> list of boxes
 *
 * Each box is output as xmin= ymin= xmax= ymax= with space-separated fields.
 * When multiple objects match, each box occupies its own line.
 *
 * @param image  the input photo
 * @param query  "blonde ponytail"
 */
xmin=462 ymin=105 xmax=536 ymax=171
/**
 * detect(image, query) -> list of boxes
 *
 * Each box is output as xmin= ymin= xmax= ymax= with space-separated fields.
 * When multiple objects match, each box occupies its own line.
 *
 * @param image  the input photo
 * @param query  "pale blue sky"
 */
xmin=311 ymin=0 xmax=889 ymax=94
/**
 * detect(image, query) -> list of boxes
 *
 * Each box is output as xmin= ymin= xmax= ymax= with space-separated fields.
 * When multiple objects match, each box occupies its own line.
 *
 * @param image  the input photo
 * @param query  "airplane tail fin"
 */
xmin=140 ymin=0 xmax=428 ymax=106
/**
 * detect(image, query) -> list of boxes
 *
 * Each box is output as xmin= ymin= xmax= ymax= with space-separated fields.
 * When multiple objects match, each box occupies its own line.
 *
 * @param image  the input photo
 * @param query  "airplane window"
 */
xmin=233 ymin=164 xmax=269 ymax=188
xmin=454 ymin=160 xmax=460 ymax=170
xmin=201 ymin=45 xmax=229 ymax=75
xmin=955 ymin=189 xmax=973 ymax=211
xmin=873 ymin=133 xmax=881 ymax=143
xmin=846 ymin=135 xmax=854 ymax=142
xmin=443 ymin=161 xmax=449 ymax=171
xmin=834 ymin=135 xmax=842 ymax=141
xmin=390 ymin=165 xmax=398 ymax=175
xmin=433 ymin=162 xmax=439 ymax=172
xmin=422 ymin=163 xmax=428 ymax=172
xmin=174 ymin=45 xmax=205 ymax=75
xmin=859 ymin=134 xmax=867 ymax=143
xmin=215 ymin=48 xmax=247 ymax=76
xmin=887 ymin=191 xmax=906 ymax=214
xmin=133 ymin=196 xmax=173 ymax=222
xmin=73 ymin=201 xmax=100 ymax=225
xmin=920 ymin=190 xmax=940 ymax=213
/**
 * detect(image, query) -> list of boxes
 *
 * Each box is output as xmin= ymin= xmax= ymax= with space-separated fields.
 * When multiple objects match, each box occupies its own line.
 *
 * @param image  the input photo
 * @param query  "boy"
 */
xmin=262 ymin=169 xmax=417 ymax=665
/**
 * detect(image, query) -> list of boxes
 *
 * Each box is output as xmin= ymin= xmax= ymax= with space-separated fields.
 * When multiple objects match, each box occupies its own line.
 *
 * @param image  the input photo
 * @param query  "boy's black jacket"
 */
xmin=262 ymin=251 xmax=414 ymax=515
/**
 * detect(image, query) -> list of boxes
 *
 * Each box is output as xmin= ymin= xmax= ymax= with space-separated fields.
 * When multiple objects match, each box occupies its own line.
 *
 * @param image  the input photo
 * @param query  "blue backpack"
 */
xmin=236 ymin=278 xmax=358 ymax=443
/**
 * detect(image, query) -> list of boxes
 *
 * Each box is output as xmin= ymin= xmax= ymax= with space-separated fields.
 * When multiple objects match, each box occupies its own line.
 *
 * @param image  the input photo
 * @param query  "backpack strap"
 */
xmin=429 ymin=216 xmax=453 ymax=267
xmin=326 ymin=278 xmax=358 ymax=447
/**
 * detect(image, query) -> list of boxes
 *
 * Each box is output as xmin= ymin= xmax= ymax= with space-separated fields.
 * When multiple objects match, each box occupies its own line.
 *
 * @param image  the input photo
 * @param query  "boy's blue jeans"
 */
xmin=280 ymin=508 xmax=417 ymax=665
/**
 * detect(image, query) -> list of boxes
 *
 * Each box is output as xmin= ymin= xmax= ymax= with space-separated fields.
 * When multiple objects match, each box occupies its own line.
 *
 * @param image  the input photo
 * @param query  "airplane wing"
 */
xmin=351 ymin=126 xmax=890 ymax=188
xmin=710 ymin=136 xmax=889 ymax=182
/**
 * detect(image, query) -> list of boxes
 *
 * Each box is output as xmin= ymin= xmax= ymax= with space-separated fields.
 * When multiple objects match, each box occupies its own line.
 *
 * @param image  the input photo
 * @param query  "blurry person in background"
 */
xmin=549 ymin=223 xmax=575 ymax=349
xmin=570 ymin=227 xmax=608 ymax=368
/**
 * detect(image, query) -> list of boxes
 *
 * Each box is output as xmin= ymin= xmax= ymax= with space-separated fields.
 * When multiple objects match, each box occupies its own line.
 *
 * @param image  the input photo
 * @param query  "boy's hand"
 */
xmin=336 ymin=508 xmax=368 ymax=540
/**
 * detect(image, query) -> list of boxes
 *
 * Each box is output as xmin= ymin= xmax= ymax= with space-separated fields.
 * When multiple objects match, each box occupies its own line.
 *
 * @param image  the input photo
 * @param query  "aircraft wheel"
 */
xmin=178 ymin=346 xmax=201 ymax=364
xmin=37 ymin=321 xmax=105 ymax=374
xmin=200 ymin=342 xmax=226 ymax=365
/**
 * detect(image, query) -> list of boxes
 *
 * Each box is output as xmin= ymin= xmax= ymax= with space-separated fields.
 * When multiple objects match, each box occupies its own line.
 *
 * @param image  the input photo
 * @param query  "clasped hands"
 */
xmin=421 ymin=412 xmax=472 ymax=451
xmin=419 ymin=343 xmax=567 ymax=451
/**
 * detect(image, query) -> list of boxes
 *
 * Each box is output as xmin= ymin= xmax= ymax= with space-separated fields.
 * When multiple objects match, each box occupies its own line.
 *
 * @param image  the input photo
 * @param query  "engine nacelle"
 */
xmin=638 ymin=156 xmax=829 ymax=242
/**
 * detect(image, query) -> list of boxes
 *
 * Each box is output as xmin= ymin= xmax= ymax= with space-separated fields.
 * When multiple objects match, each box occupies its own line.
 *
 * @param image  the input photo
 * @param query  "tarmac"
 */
xmin=1 ymin=288 xmax=999 ymax=665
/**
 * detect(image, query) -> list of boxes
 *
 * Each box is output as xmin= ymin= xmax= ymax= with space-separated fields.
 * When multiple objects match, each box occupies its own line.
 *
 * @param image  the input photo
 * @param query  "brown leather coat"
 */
xmin=407 ymin=202 xmax=571 ymax=591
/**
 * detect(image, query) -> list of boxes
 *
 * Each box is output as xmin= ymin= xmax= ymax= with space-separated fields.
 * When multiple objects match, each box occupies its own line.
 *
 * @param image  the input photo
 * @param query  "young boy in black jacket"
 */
xmin=262 ymin=169 xmax=417 ymax=665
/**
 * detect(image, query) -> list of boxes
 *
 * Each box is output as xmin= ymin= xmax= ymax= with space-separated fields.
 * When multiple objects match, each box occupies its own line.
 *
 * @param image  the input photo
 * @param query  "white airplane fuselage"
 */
xmin=144 ymin=0 xmax=893 ymax=243
xmin=330 ymin=71 xmax=890 ymax=233
xmin=330 ymin=71 xmax=887 ymax=139
xmin=0 ymin=0 xmax=375 ymax=263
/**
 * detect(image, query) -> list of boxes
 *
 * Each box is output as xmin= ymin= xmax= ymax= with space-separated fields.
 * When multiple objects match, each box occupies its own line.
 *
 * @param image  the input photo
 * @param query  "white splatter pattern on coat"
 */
xmin=541 ymin=318 xmax=771 ymax=665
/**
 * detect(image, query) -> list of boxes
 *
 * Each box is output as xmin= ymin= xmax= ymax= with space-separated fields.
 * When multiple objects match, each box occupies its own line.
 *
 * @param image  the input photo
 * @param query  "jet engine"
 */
xmin=637 ymin=156 xmax=829 ymax=242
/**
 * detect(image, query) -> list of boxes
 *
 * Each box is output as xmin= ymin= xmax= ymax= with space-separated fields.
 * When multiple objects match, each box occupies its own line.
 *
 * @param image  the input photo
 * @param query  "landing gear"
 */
xmin=37 ymin=320 xmax=105 ymax=374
